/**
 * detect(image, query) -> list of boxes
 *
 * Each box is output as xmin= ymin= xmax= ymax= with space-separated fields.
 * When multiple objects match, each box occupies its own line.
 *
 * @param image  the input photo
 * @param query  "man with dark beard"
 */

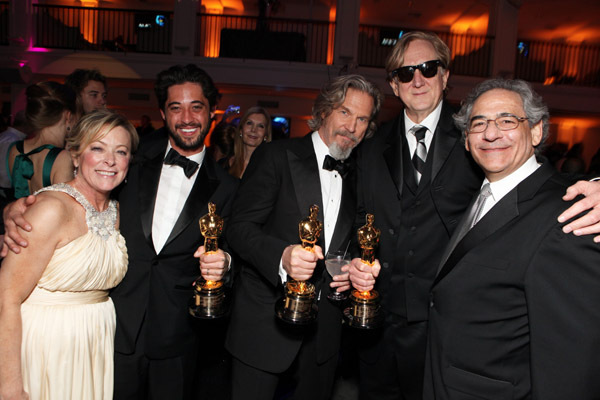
xmin=1 ymin=65 xmax=238 ymax=399
xmin=107 ymin=64 xmax=238 ymax=399
xmin=225 ymin=74 xmax=382 ymax=400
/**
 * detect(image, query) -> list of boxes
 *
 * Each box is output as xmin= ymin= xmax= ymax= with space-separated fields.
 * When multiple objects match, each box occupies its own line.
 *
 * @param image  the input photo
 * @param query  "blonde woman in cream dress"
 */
xmin=0 ymin=110 xmax=138 ymax=400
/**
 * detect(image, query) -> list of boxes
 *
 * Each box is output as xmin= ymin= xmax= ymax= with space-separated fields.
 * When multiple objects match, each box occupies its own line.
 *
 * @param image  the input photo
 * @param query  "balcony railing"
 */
xmin=32 ymin=4 xmax=172 ymax=53
xmin=0 ymin=1 xmax=8 ymax=46
xmin=3 ymin=3 xmax=598 ymax=88
xmin=515 ymin=39 xmax=600 ymax=87
xmin=196 ymin=13 xmax=333 ymax=64
xmin=358 ymin=25 xmax=493 ymax=77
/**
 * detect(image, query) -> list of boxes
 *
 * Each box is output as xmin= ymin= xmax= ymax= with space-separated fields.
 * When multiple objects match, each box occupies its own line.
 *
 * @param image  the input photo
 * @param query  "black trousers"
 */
xmin=231 ymin=331 xmax=338 ymax=400
xmin=113 ymin=323 xmax=199 ymax=400
xmin=358 ymin=316 xmax=428 ymax=400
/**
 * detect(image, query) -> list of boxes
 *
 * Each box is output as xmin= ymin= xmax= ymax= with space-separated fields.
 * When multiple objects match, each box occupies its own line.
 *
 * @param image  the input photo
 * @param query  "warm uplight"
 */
xmin=326 ymin=6 xmax=336 ymax=65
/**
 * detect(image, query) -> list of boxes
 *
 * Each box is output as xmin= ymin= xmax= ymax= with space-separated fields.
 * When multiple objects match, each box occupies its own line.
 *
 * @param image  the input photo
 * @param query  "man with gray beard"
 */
xmin=225 ymin=74 xmax=382 ymax=400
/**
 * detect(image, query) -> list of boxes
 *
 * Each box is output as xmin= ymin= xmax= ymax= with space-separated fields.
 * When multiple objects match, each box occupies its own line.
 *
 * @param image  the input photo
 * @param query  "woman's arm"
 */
xmin=0 ymin=195 xmax=69 ymax=399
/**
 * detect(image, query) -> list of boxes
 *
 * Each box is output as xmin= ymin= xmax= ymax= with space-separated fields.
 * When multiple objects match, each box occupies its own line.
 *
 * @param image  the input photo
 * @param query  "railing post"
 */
xmin=488 ymin=0 xmax=520 ymax=78
xmin=172 ymin=0 xmax=197 ymax=56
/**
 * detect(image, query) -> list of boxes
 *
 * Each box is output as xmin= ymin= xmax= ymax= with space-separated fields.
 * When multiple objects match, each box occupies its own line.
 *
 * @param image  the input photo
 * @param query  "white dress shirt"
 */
xmin=278 ymin=132 xmax=343 ymax=284
xmin=152 ymin=144 xmax=205 ymax=253
xmin=476 ymin=155 xmax=541 ymax=225
xmin=404 ymin=100 xmax=443 ymax=158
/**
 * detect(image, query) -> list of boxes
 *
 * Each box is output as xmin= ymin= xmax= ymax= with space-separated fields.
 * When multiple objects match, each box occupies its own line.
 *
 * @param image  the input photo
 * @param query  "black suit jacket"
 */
xmin=111 ymin=129 xmax=238 ymax=359
xmin=355 ymin=103 xmax=482 ymax=320
xmin=424 ymin=162 xmax=600 ymax=400
xmin=225 ymin=134 xmax=356 ymax=373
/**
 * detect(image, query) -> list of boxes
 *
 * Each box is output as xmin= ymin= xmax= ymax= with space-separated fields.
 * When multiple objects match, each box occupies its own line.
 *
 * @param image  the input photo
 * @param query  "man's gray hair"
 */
xmin=453 ymin=78 xmax=550 ymax=154
xmin=308 ymin=74 xmax=382 ymax=139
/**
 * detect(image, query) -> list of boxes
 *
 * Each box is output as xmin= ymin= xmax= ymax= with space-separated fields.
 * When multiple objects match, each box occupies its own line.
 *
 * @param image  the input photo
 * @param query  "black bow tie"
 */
xmin=323 ymin=155 xmax=351 ymax=179
xmin=164 ymin=148 xmax=199 ymax=178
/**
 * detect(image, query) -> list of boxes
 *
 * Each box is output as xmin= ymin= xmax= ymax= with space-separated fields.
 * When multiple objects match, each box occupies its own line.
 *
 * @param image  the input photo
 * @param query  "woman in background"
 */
xmin=228 ymin=106 xmax=272 ymax=178
xmin=7 ymin=81 xmax=76 ymax=198
xmin=0 ymin=110 xmax=138 ymax=400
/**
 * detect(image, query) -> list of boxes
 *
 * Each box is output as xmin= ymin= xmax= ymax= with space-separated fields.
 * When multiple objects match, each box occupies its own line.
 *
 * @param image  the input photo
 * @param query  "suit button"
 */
xmin=415 ymin=200 xmax=421 ymax=206
xmin=410 ymin=226 xmax=416 ymax=232
xmin=382 ymin=262 xmax=389 ymax=269
xmin=408 ymin=250 xmax=414 ymax=256
xmin=389 ymin=228 xmax=395 ymax=235
xmin=429 ymin=293 xmax=434 ymax=308
xmin=408 ymin=272 xmax=414 ymax=278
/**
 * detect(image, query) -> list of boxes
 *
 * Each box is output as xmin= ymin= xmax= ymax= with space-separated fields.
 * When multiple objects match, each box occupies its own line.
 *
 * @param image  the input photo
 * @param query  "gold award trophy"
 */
xmin=275 ymin=204 xmax=322 ymax=324
xmin=344 ymin=214 xmax=383 ymax=329
xmin=189 ymin=202 xmax=228 ymax=319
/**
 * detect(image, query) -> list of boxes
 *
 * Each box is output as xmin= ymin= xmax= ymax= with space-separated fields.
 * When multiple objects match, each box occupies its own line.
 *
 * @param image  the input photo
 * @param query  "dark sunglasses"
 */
xmin=390 ymin=60 xmax=444 ymax=83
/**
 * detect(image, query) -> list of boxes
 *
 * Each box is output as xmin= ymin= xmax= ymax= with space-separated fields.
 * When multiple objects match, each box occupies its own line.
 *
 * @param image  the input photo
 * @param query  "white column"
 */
xmin=488 ymin=0 xmax=521 ymax=77
xmin=172 ymin=0 xmax=198 ymax=57
xmin=333 ymin=0 xmax=360 ymax=67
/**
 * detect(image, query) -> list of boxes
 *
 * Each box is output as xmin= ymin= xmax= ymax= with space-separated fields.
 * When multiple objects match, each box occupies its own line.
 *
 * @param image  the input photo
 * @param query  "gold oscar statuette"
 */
xmin=344 ymin=214 xmax=383 ymax=329
xmin=275 ymin=204 xmax=322 ymax=324
xmin=189 ymin=202 xmax=229 ymax=319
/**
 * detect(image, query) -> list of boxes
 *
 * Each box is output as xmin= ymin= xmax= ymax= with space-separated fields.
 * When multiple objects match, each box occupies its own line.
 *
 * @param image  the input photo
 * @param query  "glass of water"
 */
xmin=325 ymin=251 xmax=351 ymax=302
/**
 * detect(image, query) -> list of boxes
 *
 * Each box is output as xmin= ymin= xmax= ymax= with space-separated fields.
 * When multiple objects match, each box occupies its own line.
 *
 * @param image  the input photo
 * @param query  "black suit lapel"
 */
xmin=163 ymin=157 xmax=220 ymax=249
xmin=138 ymin=138 xmax=168 ymax=244
xmin=383 ymin=117 xmax=405 ymax=198
xmin=431 ymin=103 xmax=461 ymax=182
xmin=288 ymin=135 xmax=325 ymax=243
xmin=433 ymin=162 xmax=556 ymax=286
xmin=329 ymin=168 xmax=356 ymax=253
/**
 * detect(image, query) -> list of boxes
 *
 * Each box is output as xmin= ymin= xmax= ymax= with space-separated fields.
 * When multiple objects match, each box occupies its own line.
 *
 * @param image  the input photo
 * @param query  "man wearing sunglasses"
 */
xmin=348 ymin=31 xmax=600 ymax=400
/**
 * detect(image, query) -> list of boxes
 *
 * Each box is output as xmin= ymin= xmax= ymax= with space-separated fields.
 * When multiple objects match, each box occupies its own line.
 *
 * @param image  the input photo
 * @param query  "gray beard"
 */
xmin=328 ymin=142 xmax=353 ymax=160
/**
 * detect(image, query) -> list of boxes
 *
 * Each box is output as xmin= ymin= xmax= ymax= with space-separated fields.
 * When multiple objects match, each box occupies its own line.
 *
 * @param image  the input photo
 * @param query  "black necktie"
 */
xmin=164 ymin=148 xmax=199 ymax=178
xmin=323 ymin=155 xmax=351 ymax=179
xmin=411 ymin=126 xmax=428 ymax=184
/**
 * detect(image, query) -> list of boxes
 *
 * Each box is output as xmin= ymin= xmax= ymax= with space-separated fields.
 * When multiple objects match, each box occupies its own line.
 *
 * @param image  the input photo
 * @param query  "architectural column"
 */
xmin=172 ymin=0 xmax=198 ymax=57
xmin=487 ymin=0 xmax=521 ymax=78
xmin=333 ymin=0 xmax=360 ymax=67
xmin=9 ymin=0 xmax=34 ymax=48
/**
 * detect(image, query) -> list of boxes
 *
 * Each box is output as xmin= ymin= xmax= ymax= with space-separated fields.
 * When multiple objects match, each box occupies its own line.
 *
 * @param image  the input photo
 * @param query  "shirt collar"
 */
xmin=404 ymin=100 xmax=443 ymax=135
xmin=484 ymin=155 xmax=541 ymax=201
xmin=164 ymin=142 xmax=205 ymax=165
xmin=312 ymin=131 xmax=330 ymax=167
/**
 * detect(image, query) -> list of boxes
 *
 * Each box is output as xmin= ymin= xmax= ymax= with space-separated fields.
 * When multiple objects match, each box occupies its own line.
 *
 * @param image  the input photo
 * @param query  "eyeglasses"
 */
xmin=467 ymin=115 xmax=529 ymax=134
xmin=390 ymin=60 xmax=443 ymax=83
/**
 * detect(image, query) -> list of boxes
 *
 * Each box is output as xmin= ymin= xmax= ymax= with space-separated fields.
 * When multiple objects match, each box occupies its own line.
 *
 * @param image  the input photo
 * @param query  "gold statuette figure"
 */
xmin=344 ymin=213 xmax=383 ymax=329
xmin=275 ymin=205 xmax=322 ymax=324
xmin=189 ymin=202 xmax=229 ymax=319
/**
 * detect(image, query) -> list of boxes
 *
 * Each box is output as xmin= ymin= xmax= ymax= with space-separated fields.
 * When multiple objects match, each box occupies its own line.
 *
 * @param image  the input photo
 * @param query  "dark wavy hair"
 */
xmin=308 ymin=74 xmax=382 ymax=139
xmin=154 ymin=64 xmax=219 ymax=112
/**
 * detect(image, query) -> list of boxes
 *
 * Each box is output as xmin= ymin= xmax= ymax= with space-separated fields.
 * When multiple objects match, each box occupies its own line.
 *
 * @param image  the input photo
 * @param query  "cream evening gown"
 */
xmin=20 ymin=183 xmax=128 ymax=400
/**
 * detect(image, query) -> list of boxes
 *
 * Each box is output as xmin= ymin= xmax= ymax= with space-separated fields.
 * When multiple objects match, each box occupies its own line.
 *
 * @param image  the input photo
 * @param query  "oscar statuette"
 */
xmin=275 ymin=204 xmax=323 ymax=324
xmin=344 ymin=214 xmax=383 ymax=329
xmin=189 ymin=202 xmax=229 ymax=319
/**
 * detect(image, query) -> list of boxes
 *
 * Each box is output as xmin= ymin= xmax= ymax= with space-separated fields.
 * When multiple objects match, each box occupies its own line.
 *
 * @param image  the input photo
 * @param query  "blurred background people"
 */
xmin=209 ymin=121 xmax=236 ymax=167
xmin=0 ymin=109 xmax=138 ymax=400
xmin=65 ymin=68 xmax=108 ymax=118
xmin=0 ymin=111 xmax=28 ymax=189
xmin=228 ymin=106 xmax=272 ymax=178
xmin=136 ymin=114 xmax=155 ymax=137
xmin=7 ymin=81 xmax=76 ymax=199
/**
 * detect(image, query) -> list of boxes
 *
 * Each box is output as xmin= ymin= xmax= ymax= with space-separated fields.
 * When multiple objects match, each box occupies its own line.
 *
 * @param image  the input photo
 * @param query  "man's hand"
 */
xmin=558 ymin=180 xmax=600 ymax=242
xmin=194 ymin=246 xmax=229 ymax=281
xmin=282 ymin=244 xmax=323 ymax=281
xmin=348 ymin=257 xmax=381 ymax=292
xmin=1 ymin=195 xmax=36 ymax=257
xmin=330 ymin=263 xmax=351 ymax=293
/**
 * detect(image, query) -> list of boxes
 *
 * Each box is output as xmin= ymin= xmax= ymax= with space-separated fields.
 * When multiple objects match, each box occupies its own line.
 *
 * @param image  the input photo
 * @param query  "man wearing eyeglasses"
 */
xmin=423 ymin=78 xmax=600 ymax=399
xmin=348 ymin=31 xmax=600 ymax=400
